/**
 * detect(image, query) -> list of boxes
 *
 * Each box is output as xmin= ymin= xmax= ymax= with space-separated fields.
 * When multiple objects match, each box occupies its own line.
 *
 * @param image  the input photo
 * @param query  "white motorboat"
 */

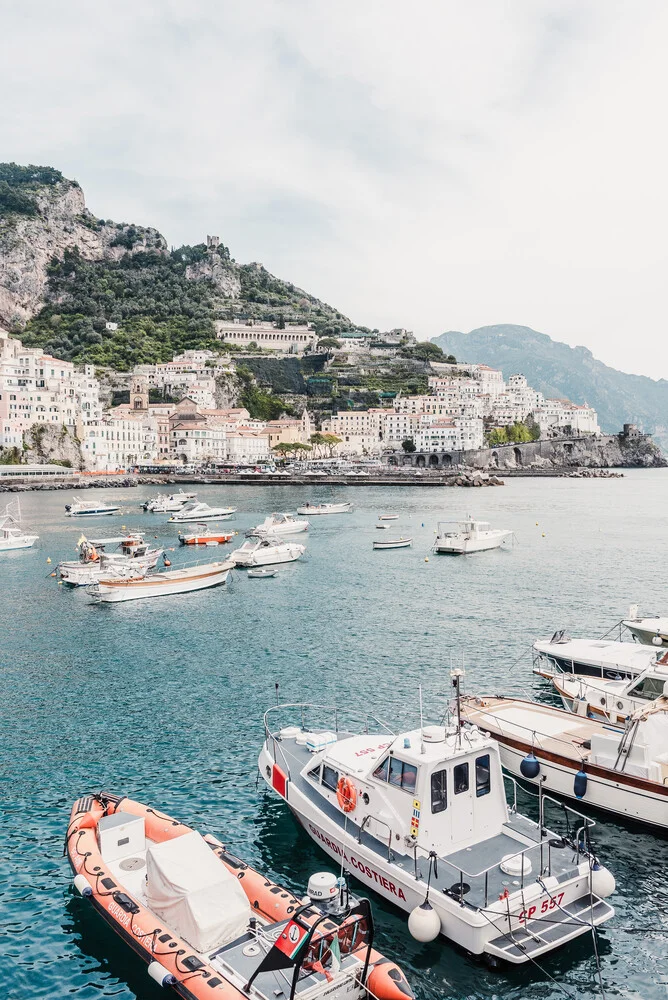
xmin=461 ymin=693 xmax=668 ymax=830
xmin=378 ymin=514 xmax=399 ymax=521
xmin=260 ymin=699 xmax=615 ymax=965
xmin=59 ymin=534 xmax=163 ymax=587
xmin=622 ymin=615 xmax=668 ymax=647
xmin=533 ymin=633 xmax=661 ymax=680
xmin=90 ymin=559 xmax=233 ymax=602
xmin=65 ymin=496 xmax=120 ymax=517
xmin=249 ymin=512 xmax=309 ymax=536
xmin=168 ymin=502 xmax=236 ymax=522
xmin=248 ymin=567 xmax=278 ymax=578
xmin=433 ymin=516 xmax=512 ymax=554
xmin=0 ymin=501 xmax=39 ymax=551
xmin=142 ymin=489 xmax=196 ymax=512
xmin=373 ymin=537 xmax=412 ymax=550
xmin=296 ymin=502 xmax=352 ymax=515
xmin=232 ymin=537 xmax=305 ymax=567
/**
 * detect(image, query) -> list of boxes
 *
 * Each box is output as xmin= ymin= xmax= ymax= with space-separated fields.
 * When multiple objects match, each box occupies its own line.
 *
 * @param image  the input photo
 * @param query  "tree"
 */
xmin=487 ymin=427 xmax=508 ymax=446
xmin=317 ymin=337 xmax=341 ymax=351
xmin=401 ymin=438 xmax=416 ymax=453
xmin=309 ymin=432 xmax=326 ymax=457
xmin=276 ymin=314 xmax=286 ymax=329
xmin=272 ymin=442 xmax=294 ymax=459
xmin=398 ymin=341 xmax=447 ymax=362
xmin=322 ymin=433 xmax=342 ymax=457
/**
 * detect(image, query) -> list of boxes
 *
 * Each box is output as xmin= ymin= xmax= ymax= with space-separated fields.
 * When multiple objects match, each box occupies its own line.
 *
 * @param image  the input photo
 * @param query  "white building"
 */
xmin=215 ymin=321 xmax=317 ymax=353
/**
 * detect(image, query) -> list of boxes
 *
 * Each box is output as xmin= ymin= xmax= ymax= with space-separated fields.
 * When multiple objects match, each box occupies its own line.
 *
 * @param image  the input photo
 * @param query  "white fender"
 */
xmin=73 ymin=874 xmax=92 ymax=897
xmin=148 ymin=961 xmax=176 ymax=987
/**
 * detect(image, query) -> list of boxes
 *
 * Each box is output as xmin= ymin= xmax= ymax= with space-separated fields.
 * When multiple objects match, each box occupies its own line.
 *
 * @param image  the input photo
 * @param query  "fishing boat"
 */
xmin=533 ymin=633 xmax=661 ymax=680
xmin=248 ymin=567 xmax=278 ymax=578
xmin=249 ymin=512 xmax=309 ymax=536
xmin=0 ymin=501 xmax=39 ymax=551
xmin=65 ymin=496 xmax=120 ymax=517
xmin=259 ymin=696 xmax=615 ymax=965
xmin=67 ymin=792 xmax=412 ymax=1000
xmin=378 ymin=515 xmax=399 ymax=521
xmin=142 ymin=490 xmax=197 ymax=512
xmin=622 ymin=614 xmax=668 ymax=647
xmin=372 ymin=538 xmax=412 ymax=550
xmin=179 ymin=524 xmax=234 ymax=546
xmin=169 ymin=502 xmax=236 ymax=523
xmin=433 ymin=516 xmax=512 ymax=555
xmin=58 ymin=534 xmax=163 ymax=587
xmin=460 ymin=693 xmax=668 ymax=830
xmin=296 ymin=502 xmax=352 ymax=515
xmin=89 ymin=560 xmax=233 ymax=602
xmin=232 ymin=538 xmax=305 ymax=567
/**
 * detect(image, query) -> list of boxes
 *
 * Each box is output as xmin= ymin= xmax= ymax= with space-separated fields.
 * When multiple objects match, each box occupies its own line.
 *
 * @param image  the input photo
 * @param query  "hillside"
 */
xmin=432 ymin=325 xmax=668 ymax=448
xmin=0 ymin=162 xmax=357 ymax=368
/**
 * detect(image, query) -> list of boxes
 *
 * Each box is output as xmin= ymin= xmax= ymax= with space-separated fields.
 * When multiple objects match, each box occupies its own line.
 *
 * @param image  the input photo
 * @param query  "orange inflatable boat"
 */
xmin=66 ymin=793 xmax=413 ymax=1000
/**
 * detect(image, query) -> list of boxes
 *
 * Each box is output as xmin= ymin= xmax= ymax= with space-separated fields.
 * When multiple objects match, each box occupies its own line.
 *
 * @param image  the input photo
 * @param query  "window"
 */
xmin=322 ymin=764 xmax=339 ymax=792
xmin=386 ymin=757 xmax=418 ymax=792
xmin=308 ymin=764 xmax=321 ymax=782
xmin=631 ymin=676 xmax=666 ymax=700
xmin=454 ymin=762 xmax=469 ymax=794
xmin=431 ymin=770 xmax=447 ymax=813
xmin=476 ymin=755 xmax=491 ymax=797
xmin=372 ymin=757 xmax=389 ymax=781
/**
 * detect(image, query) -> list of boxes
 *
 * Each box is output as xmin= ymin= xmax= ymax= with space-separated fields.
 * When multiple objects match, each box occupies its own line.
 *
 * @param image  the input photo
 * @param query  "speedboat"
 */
xmin=249 ymin=512 xmax=309 ymax=536
xmin=461 ymin=693 xmax=668 ymax=830
xmin=372 ymin=537 xmax=412 ymax=550
xmin=232 ymin=538 xmax=305 ymax=567
xmin=296 ymin=502 xmax=352 ymax=515
xmin=142 ymin=490 xmax=196 ymax=512
xmin=179 ymin=524 xmax=234 ymax=546
xmin=169 ymin=502 xmax=236 ymax=523
xmin=58 ymin=534 xmax=163 ymax=587
xmin=65 ymin=496 xmax=120 ymax=517
xmin=433 ymin=516 xmax=512 ymax=554
xmin=622 ymin=615 xmax=668 ymax=647
xmin=0 ymin=501 xmax=39 ymax=550
xmin=259 ymin=698 xmax=615 ymax=964
xmin=533 ymin=633 xmax=661 ymax=680
xmin=67 ymin=792 xmax=412 ymax=1000
xmin=89 ymin=559 xmax=233 ymax=602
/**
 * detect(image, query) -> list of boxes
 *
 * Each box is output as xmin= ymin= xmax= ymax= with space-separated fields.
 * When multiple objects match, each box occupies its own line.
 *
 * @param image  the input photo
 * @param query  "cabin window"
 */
xmin=372 ymin=757 xmax=389 ymax=782
xmin=322 ymin=764 xmax=339 ymax=792
xmin=454 ymin=762 xmax=469 ymax=795
xmin=388 ymin=758 xmax=417 ymax=792
xmin=431 ymin=769 xmax=447 ymax=813
xmin=476 ymin=755 xmax=491 ymax=797
xmin=629 ymin=676 xmax=665 ymax=700
xmin=308 ymin=764 xmax=321 ymax=782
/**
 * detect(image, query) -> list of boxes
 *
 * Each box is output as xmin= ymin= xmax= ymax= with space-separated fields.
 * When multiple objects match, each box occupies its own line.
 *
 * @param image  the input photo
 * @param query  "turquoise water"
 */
xmin=2 ymin=473 xmax=668 ymax=1000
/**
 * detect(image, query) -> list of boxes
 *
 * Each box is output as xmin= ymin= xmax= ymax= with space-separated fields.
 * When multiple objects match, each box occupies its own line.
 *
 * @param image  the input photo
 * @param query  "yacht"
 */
xmin=0 ymin=501 xmax=39 ymax=551
xmin=296 ymin=502 xmax=352 ymax=515
xmin=461 ymin=693 xmax=668 ymax=830
xmin=533 ymin=633 xmax=661 ymax=680
xmin=168 ymin=502 xmax=236 ymax=522
xmin=433 ymin=516 xmax=512 ymax=554
xmin=65 ymin=496 xmax=120 ymax=517
xmin=90 ymin=559 xmax=233 ymax=602
xmin=249 ymin=512 xmax=309 ymax=536
xmin=143 ymin=490 xmax=197 ymax=512
xmin=622 ymin=615 xmax=668 ymax=647
xmin=231 ymin=537 xmax=305 ymax=567
xmin=259 ymin=697 xmax=615 ymax=965
xmin=58 ymin=534 xmax=162 ymax=587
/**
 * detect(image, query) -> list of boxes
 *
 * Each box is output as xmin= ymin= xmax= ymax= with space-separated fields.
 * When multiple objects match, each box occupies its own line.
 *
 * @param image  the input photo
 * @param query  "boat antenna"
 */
xmin=451 ymin=667 xmax=464 ymax=747
xmin=419 ymin=684 xmax=426 ymax=754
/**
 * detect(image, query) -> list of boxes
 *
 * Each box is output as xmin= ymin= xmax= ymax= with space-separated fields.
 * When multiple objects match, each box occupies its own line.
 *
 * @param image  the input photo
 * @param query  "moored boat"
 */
xmin=533 ymin=633 xmax=661 ymax=680
xmin=58 ymin=534 xmax=162 ymax=586
xmin=65 ymin=496 xmax=120 ymax=517
xmin=142 ymin=489 xmax=197 ymax=512
xmin=378 ymin=514 xmax=399 ymax=521
xmin=249 ymin=512 xmax=309 ymax=536
xmin=296 ymin=502 xmax=352 ymax=515
xmin=622 ymin=614 xmax=668 ymax=647
xmin=66 ymin=792 xmax=413 ymax=1000
xmin=179 ymin=523 xmax=234 ymax=546
xmin=232 ymin=538 xmax=305 ymax=567
xmin=0 ymin=501 xmax=39 ymax=551
xmin=372 ymin=537 xmax=412 ymax=550
xmin=433 ymin=516 xmax=511 ymax=554
xmin=169 ymin=502 xmax=236 ymax=523
xmin=90 ymin=560 xmax=233 ymax=602
xmin=248 ymin=567 xmax=278 ymax=578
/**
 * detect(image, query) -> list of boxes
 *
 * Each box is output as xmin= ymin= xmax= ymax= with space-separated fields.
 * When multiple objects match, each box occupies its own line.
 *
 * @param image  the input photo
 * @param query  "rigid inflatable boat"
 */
xmin=66 ymin=793 xmax=412 ymax=1000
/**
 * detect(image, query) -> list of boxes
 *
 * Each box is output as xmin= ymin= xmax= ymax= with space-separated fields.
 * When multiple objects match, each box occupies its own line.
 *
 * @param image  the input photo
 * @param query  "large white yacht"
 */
xmin=259 ymin=697 xmax=615 ymax=965
xmin=433 ymin=516 xmax=512 ymax=554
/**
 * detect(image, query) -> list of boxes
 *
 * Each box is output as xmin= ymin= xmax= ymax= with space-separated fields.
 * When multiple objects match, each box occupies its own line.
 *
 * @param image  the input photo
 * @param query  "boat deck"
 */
xmin=460 ymin=697 xmax=601 ymax=761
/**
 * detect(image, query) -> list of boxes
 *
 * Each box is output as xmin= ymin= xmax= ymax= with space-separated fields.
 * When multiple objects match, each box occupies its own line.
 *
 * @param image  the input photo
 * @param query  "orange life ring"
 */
xmin=336 ymin=776 xmax=357 ymax=813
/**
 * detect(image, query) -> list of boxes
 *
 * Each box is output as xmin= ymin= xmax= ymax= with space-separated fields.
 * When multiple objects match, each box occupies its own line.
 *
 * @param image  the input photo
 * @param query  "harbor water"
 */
xmin=2 ymin=472 xmax=668 ymax=1000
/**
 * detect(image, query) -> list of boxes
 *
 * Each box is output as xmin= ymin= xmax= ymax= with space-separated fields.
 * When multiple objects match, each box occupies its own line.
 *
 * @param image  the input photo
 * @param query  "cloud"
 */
xmin=1 ymin=0 xmax=667 ymax=375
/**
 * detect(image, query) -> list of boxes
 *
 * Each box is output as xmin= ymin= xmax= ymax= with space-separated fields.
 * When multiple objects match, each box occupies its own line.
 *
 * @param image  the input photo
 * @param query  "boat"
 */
xmin=461 ymin=693 xmax=668 ymax=830
xmin=142 ymin=490 xmax=197 ymax=512
xmin=533 ymin=633 xmax=662 ymax=680
xmin=249 ymin=512 xmax=309 ymax=536
xmin=89 ymin=560 xmax=233 ymax=602
xmin=179 ymin=524 xmax=234 ymax=546
xmin=65 ymin=496 xmax=121 ymax=517
xmin=248 ymin=567 xmax=278 ymax=578
xmin=296 ymin=502 xmax=352 ymax=515
xmin=372 ymin=538 xmax=412 ymax=550
xmin=375 ymin=525 xmax=387 ymax=530
xmin=622 ymin=614 xmax=668 ymax=647
xmin=169 ymin=502 xmax=236 ymax=523
xmin=259 ymin=698 xmax=615 ymax=965
xmin=378 ymin=515 xmax=399 ymax=521
xmin=67 ymin=792 xmax=412 ymax=1000
xmin=58 ymin=534 xmax=163 ymax=587
xmin=231 ymin=538 xmax=305 ymax=567
xmin=0 ymin=501 xmax=39 ymax=551
xmin=433 ymin=516 xmax=512 ymax=554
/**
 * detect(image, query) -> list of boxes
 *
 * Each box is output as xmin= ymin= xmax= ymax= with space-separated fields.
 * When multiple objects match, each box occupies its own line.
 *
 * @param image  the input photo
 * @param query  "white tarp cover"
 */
xmin=146 ymin=830 xmax=250 ymax=954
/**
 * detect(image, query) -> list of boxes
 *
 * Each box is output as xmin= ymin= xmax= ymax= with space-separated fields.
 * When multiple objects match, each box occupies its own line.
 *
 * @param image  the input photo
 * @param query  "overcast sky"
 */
xmin=2 ymin=1 xmax=667 ymax=377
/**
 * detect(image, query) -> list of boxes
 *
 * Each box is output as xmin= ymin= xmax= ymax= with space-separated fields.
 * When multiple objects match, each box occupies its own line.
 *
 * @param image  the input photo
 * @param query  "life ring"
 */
xmin=336 ymin=776 xmax=357 ymax=813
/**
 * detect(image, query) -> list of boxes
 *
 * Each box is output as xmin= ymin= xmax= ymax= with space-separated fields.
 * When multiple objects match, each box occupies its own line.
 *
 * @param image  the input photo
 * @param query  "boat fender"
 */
xmin=590 ymin=863 xmax=616 ymax=898
xmin=73 ymin=874 xmax=93 ymax=897
xmin=574 ymin=768 xmax=587 ymax=799
xmin=407 ymin=900 xmax=441 ymax=942
xmin=148 ymin=961 xmax=177 ymax=988
xmin=520 ymin=753 xmax=540 ymax=779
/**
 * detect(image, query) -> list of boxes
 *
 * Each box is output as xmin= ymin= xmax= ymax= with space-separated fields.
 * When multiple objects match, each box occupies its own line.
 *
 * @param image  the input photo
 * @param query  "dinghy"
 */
xmin=372 ymin=537 xmax=412 ymax=550
xmin=248 ymin=568 xmax=278 ymax=578
xmin=66 ymin=792 xmax=413 ymax=1000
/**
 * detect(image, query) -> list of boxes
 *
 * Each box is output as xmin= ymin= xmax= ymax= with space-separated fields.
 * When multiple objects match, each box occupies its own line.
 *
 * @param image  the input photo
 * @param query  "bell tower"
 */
xmin=131 ymin=376 xmax=149 ymax=411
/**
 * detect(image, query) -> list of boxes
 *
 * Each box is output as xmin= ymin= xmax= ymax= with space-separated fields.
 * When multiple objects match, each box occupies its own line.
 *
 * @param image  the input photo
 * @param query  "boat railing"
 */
xmin=357 ymin=815 xmax=394 ymax=861
xmin=264 ymin=702 xmax=395 ymax=756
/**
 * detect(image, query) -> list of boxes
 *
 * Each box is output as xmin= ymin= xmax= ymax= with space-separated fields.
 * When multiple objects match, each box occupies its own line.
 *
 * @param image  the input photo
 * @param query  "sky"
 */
xmin=2 ymin=1 xmax=667 ymax=377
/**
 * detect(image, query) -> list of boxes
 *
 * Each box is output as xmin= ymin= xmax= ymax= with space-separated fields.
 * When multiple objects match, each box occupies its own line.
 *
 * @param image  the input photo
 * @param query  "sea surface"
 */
xmin=2 ymin=472 xmax=668 ymax=1000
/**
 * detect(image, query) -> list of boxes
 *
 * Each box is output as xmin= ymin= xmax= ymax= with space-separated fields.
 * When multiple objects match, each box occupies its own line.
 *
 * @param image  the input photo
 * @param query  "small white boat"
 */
xmin=0 ymin=501 xmax=39 ymax=551
xmin=373 ymin=537 xmax=412 ymax=550
xmin=142 ymin=490 xmax=197 ymax=512
xmin=59 ymin=534 xmax=163 ymax=587
xmin=169 ymin=502 xmax=236 ymax=523
xmin=433 ymin=516 xmax=511 ymax=554
xmin=296 ymin=501 xmax=352 ymax=515
xmin=90 ymin=559 xmax=233 ymax=602
xmin=248 ymin=567 xmax=278 ymax=578
xmin=65 ymin=496 xmax=120 ymax=517
xmin=376 ymin=524 xmax=388 ymax=529
xmin=232 ymin=537 xmax=305 ymax=567
xmin=622 ymin=615 xmax=668 ymax=647
xmin=249 ymin=512 xmax=309 ymax=536
xmin=533 ymin=633 xmax=661 ymax=680
xmin=378 ymin=514 xmax=399 ymax=521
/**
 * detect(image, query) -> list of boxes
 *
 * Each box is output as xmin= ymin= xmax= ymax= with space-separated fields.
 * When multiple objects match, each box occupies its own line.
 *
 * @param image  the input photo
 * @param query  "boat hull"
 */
xmin=296 ymin=504 xmax=351 ymax=515
xmin=93 ymin=563 xmax=231 ymax=602
xmin=66 ymin=509 xmax=119 ymax=517
xmin=373 ymin=540 xmax=412 ymax=549
xmin=0 ymin=535 xmax=38 ymax=550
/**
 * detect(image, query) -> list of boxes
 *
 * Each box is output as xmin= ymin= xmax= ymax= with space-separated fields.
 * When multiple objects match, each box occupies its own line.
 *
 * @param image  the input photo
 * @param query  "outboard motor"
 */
xmin=307 ymin=872 xmax=351 ymax=915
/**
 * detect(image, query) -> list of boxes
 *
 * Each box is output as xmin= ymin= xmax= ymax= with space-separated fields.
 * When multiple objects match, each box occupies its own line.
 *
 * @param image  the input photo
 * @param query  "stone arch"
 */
xmin=514 ymin=447 xmax=523 ymax=467
xmin=443 ymin=453 xmax=452 ymax=467
xmin=491 ymin=450 xmax=499 ymax=468
xmin=415 ymin=454 xmax=426 ymax=467
xmin=429 ymin=454 xmax=440 ymax=467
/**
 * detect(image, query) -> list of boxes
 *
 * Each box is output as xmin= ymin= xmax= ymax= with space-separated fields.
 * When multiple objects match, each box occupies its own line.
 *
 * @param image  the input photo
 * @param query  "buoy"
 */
xmin=50 ymin=572 xmax=57 ymax=577
xmin=424 ymin=557 xmax=429 ymax=563
xmin=653 ymin=635 xmax=663 ymax=646
xmin=520 ymin=752 xmax=540 ymax=779
xmin=541 ymin=532 xmax=545 ymax=537
xmin=408 ymin=900 xmax=441 ymax=942
xmin=58 ymin=580 xmax=63 ymax=585
xmin=574 ymin=768 xmax=588 ymax=799
xmin=147 ymin=961 xmax=176 ymax=988
xmin=535 ymin=522 xmax=538 ymax=526
xmin=590 ymin=863 xmax=616 ymax=898
xmin=73 ymin=874 xmax=92 ymax=897
xmin=46 ymin=557 xmax=51 ymax=564
xmin=163 ymin=558 xmax=171 ymax=567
